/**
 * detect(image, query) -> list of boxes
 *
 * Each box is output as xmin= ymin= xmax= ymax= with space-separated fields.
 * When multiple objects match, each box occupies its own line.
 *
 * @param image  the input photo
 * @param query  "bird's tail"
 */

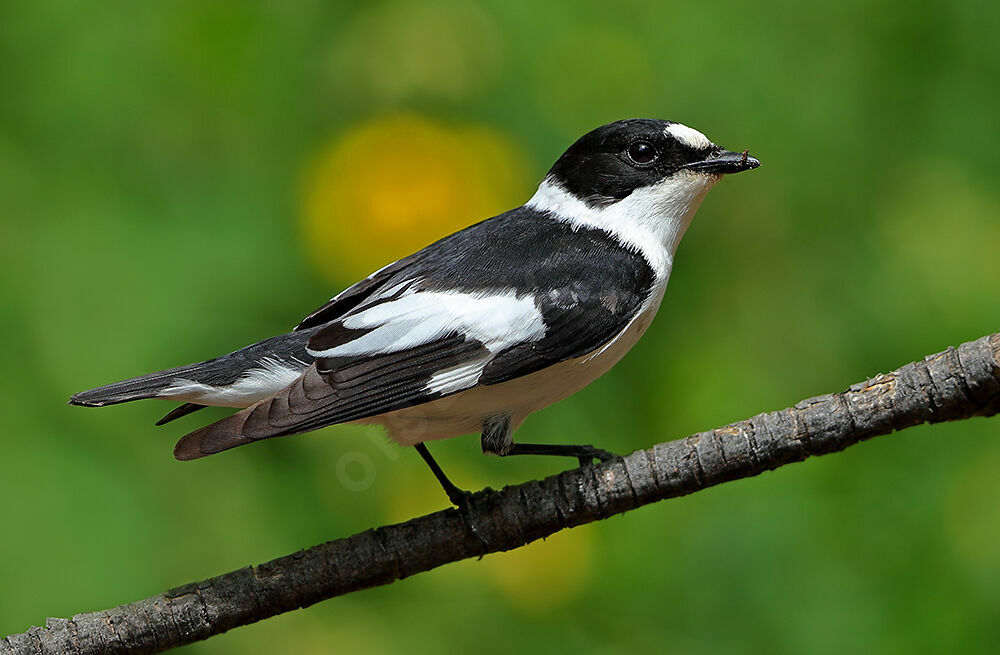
xmin=69 ymin=328 xmax=318 ymax=410
xmin=69 ymin=360 xmax=218 ymax=407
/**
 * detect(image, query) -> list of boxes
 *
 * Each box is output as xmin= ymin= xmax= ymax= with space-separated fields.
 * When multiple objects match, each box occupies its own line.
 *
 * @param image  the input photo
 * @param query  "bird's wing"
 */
xmin=294 ymin=258 xmax=416 ymax=331
xmin=174 ymin=207 xmax=657 ymax=459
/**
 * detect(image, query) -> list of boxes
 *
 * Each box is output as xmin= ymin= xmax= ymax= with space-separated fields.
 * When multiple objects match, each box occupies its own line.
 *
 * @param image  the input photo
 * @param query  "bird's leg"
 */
xmin=415 ymin=442 xmax=495 ymax=551
xmin=480 ymin=413 xmax=617 ymax=467
xmin=414 ymin=442 xmax=471 ymax=507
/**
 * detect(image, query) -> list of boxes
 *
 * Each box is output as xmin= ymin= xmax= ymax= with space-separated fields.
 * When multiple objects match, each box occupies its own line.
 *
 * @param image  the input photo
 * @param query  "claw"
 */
xmin=576 ymin=445 xmax=616 ymax=466
xmin=447 ymin=487 xmax=473 ymax=508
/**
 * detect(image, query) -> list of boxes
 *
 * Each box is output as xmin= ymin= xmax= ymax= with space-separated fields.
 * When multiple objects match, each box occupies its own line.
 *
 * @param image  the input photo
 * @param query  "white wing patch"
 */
xmin=307 ymin=289 xmax=547 ymax=391
xmin=425 ymin=356 xmax=493 ymax=394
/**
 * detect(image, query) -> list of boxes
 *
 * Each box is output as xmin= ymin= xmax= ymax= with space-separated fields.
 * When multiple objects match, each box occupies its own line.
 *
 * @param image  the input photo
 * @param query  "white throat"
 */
xmin=526 ymin=171 xmax=717 ymax=277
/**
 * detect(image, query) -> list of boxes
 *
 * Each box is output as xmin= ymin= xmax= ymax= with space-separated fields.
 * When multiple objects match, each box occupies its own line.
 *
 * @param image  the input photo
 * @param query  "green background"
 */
xmin=3 ymin=1 xmax=1000 ymax=652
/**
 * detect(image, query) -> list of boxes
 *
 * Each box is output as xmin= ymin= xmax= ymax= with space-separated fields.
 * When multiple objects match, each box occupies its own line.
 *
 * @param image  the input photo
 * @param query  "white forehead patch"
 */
xmin=665 ymin=123 xmax=713 ymax=150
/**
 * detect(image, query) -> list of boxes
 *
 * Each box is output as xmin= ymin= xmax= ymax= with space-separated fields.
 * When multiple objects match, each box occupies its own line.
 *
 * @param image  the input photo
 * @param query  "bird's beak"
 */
xmin=683 ymin=148 xmax=761 ymax=175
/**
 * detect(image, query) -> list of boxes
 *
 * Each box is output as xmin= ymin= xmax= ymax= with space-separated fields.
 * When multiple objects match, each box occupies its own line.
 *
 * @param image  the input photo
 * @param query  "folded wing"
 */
xmin=174 ymin=287 xmax=548 ymax=459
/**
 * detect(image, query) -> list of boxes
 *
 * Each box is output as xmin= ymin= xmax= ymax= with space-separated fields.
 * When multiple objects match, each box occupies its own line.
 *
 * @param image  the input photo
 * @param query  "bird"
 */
xmin=70 ymin=118 xmax=760 ymax=505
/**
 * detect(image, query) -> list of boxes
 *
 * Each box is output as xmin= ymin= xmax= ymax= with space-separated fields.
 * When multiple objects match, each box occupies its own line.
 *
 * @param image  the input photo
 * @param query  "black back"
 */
xmin=300 ymin=205 xmax=656 ymax=341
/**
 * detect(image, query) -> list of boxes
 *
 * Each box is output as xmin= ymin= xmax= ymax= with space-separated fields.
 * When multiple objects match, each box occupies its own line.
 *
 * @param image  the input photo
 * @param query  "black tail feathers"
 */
xmin=68 ymin=361 xmax=210 ymax=408
xmin=156 ymin=403 xmax=207 ymax=425
xmin=68 ymin=327 xmax=319 ymax=410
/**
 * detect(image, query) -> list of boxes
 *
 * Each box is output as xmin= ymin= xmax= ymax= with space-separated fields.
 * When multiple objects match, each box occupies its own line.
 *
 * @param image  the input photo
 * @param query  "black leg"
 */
xmin=414 ymin=442 xmax=471 ymax=506
xmin=415 ymin=443 xmax=495 ymax=549
xmin=503 ymin=442 xmax=618 ymax=467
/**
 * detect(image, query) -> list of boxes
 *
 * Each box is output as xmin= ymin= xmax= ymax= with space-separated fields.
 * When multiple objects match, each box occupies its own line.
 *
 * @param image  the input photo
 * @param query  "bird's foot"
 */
xmin=573 ymin=445 xmax=617 ymax=467
xmin=444 ymin=483 xmax=474 ymax=508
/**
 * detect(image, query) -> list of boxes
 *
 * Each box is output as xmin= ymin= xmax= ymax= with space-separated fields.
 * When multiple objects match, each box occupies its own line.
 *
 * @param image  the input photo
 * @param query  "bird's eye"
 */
xmin=627 ymin=141 xmax=657 ymax=165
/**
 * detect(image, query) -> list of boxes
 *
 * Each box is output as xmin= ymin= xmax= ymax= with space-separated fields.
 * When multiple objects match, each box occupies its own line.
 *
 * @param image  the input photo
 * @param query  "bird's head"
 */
xmin=546 ymin=118 xmax=760 ymax=208
xmin=530 ymin=118 xmax=760 ymax=258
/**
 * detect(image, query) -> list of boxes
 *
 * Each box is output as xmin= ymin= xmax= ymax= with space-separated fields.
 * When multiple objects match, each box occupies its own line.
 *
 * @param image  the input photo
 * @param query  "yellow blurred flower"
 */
xmin=301 ymin=114 xmax=530 ymax=282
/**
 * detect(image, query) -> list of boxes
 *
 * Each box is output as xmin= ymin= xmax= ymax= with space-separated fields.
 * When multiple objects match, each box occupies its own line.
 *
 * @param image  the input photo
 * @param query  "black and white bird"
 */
xmin=70 ymin=118 xmax=760 ymax=504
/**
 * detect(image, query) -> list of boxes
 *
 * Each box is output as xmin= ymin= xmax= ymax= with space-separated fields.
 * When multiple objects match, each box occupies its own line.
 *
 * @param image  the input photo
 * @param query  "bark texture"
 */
xmin=4 ymin=333 xmax=1000 ymax=654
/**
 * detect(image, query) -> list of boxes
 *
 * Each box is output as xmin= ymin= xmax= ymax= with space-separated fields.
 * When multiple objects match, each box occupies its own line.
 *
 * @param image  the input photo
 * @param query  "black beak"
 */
xmin=683 ymin=148 xmax=761 ymax=175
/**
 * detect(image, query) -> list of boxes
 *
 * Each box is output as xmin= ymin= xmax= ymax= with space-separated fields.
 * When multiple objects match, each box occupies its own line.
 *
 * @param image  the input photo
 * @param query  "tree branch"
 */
xmin=5 ymin=334 xmax=1000 ymax=654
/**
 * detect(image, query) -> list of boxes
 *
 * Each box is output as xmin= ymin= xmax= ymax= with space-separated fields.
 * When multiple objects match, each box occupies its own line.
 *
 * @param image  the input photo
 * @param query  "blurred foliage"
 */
xmin=2 ymin=0 xmax=1000 ymax=653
